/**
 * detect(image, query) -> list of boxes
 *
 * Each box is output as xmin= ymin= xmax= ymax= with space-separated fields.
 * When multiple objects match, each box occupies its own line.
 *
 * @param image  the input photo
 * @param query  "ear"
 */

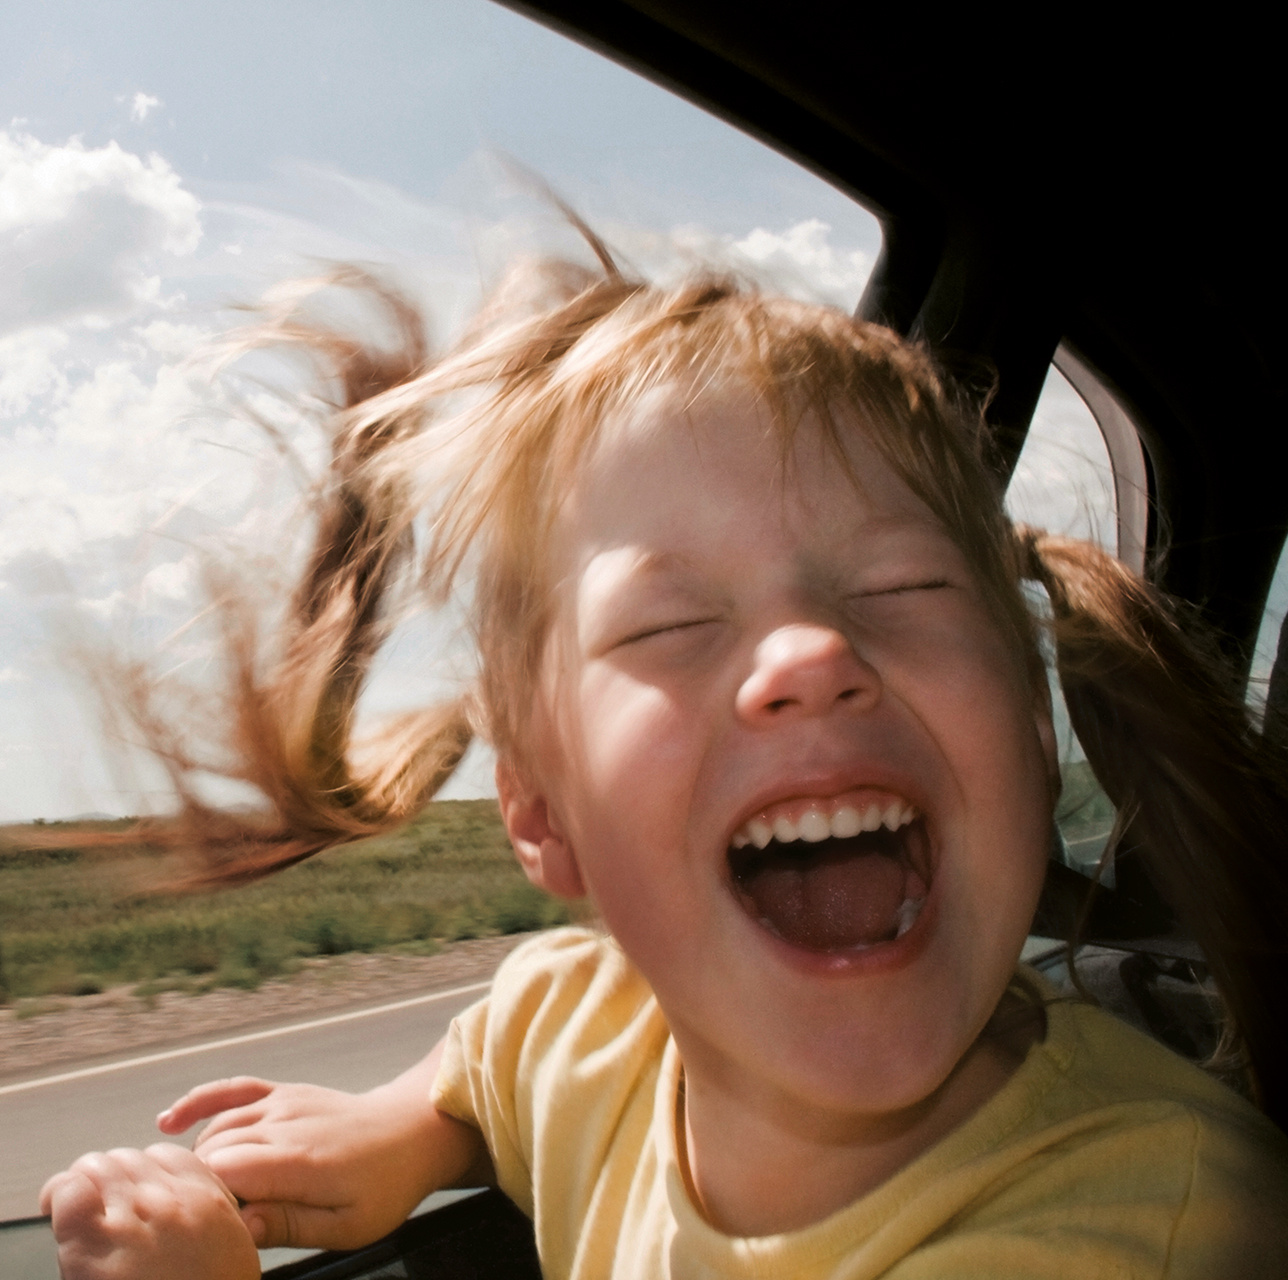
xmin=495 ymin=758 xmax=586 ymax=900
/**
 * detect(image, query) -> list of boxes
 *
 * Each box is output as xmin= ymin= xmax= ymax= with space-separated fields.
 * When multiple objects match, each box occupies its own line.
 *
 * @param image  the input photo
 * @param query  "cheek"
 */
xmin=905 ymin=617 xmax=1054 ymax=910
xmin=962 ymin=712 xmax=1054 ymax=949
xmin=545 ymin=670 xmax=715 ymax=940
xmin=539 ymin=669 xmax=702 ymax=906
xmin=925 ymin=615 xmax=1048 ymax=775
xmin=564 ymin=667 xmax=702 ymax=791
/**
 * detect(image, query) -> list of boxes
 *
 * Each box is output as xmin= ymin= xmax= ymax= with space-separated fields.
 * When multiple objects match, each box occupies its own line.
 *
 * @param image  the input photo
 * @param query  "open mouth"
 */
xmin=727 ymin=796 xmax=931 ymax=952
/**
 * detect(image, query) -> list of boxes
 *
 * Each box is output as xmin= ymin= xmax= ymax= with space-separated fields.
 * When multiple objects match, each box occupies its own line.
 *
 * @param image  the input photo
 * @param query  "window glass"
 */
xmin=1005 ymin=363 xmax=1117 ymax=551
xmin=0 ymin=0 xmax=882 ymax=822
xmin=1006 ymin=365 xmax=1120 ymax=881
xmin=1248 ymin=537 xmax=1288 ymax=725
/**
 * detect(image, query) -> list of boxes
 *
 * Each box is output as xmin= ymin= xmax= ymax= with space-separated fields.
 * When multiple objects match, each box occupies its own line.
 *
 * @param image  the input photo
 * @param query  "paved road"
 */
xmin=0 ymin=983 xmax=486 ymax=1222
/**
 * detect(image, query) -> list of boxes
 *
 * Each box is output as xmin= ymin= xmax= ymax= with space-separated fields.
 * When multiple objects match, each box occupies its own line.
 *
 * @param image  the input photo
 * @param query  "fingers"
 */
xmin=191 ymin=1112 xmax=277 ymax=1155
xmin=40 ymin=1165 xmax=102 ymax=1223
xmin=158 ymin=1076 xmax=276 ymax=1134
xmin=142 ymin=1142 xmax=240 ymax=1202
xmin=190 ymin=1081 xmax=359 ymax=1158
xmin=43 ymin=1148 xmax=169 ymax=1232
xmin=43 ymin=1145 xmax=231 ymax=1218
xmin=41 ymin=1145 xmax=260 ymax=1280
xmin=239 ymin=1199 xmax=352 ymax=1252
xmin=239 ymin=1198 xmax=398 ymax=1253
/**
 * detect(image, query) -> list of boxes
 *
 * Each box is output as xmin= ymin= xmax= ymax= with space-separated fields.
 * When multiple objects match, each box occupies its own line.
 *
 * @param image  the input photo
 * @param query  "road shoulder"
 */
xmin=0 ymin=934 xmax=536 ymax=1084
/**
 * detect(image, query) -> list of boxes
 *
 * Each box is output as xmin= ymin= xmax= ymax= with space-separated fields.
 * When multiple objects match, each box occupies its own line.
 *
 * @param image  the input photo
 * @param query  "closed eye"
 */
xmin=620 ymin=617 xmax=721 ymax=646
xmin=857 ymin=577 xmax=952 ymax=598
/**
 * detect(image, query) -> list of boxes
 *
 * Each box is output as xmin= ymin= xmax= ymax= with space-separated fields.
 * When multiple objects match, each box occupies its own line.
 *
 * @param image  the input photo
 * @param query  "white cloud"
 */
xmin=0 ymin=326 xmax=69 ymax=414
xmin=732 ymin=219 xmax=872 ymax=299
xmin=0 ymin=130 xmax=202 ymax=334
xmin=608 ymin=217 xmax=873 ymax=309
xmin=0 ymin=341 xmax=253 ymax=571
xmin=134 ymin=319 xmax=211 ymax=356
xmin=51 ymin=357 xmax=201 ymax=447
xmin=130 ymin=92 xmax=162 ymax=123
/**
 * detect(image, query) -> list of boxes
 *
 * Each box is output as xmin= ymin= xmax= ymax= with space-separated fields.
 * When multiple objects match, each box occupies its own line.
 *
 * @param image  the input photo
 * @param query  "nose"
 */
xmin=735 ymin=624 xmax=880 ymax=724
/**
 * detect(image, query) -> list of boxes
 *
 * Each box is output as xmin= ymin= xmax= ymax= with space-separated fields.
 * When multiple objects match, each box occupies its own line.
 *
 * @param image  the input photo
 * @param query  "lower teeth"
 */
xmin=895 ymin=896 xmax=925 ymax=938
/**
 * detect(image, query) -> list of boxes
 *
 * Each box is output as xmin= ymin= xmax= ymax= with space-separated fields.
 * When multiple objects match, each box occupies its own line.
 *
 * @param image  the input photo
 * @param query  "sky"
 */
xmin=0 ymin=0 xmax=1196 ymax=821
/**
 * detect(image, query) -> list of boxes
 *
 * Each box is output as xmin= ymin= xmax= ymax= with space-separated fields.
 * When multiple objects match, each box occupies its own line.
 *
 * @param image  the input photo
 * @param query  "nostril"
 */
xmin=739 ymin=627 xmax=880 ymax=722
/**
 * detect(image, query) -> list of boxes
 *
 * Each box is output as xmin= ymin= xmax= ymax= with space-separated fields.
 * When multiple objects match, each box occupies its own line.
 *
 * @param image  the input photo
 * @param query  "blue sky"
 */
xmin=0 ymin=0 xmax=1175 ymax=820
xmin=2 ymin=0 xmax=888 ymax=239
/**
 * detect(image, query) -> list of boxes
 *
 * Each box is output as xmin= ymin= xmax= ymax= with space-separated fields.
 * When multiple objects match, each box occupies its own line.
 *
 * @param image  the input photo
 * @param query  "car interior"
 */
xmin=4 ymin=4 xmax=1281 ymax=1275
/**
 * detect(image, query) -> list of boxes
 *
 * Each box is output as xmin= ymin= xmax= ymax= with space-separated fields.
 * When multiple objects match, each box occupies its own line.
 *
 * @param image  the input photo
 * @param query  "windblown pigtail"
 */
xmin=99 ymin=270 xmax=474 ymax=887
xmin=1020 ymin=530 xmax=1288 ymax=1126
xmin=82 ymin=256 xmax=647 ymax=886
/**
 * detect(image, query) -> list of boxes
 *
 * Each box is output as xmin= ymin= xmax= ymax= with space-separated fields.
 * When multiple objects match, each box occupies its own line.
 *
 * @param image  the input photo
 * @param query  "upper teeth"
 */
xmin=731 ymin=801 xmax=916 ymax=850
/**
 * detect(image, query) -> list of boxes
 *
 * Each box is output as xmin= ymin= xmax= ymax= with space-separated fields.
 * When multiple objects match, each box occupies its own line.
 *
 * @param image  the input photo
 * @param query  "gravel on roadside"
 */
xmin=0 ymin=933 xmax=538 ymax=1084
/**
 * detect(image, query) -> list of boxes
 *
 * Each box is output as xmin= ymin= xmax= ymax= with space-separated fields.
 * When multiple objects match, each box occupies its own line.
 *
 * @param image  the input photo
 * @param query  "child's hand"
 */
xmin=159 ymin=1076 xmax=421 ymax=1250
xmin=39 ymin=1143 xmax=260 ymax=1280
xmin=158 ymin=1057 xmax=487 ymax=1252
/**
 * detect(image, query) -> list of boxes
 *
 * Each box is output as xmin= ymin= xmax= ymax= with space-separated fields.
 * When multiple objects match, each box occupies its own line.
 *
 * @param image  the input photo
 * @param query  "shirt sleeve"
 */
xmin=429 ymin=926 xmax=658 ymax=1221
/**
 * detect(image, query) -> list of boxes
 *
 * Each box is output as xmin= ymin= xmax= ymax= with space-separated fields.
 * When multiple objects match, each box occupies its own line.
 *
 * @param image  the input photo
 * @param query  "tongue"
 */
xmin=736 ymin=840 xmax=913 ymax=950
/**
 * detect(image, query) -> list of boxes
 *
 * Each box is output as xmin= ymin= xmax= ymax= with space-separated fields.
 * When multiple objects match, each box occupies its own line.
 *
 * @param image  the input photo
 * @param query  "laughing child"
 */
xmin=41 ymin=258 xmax=1288 ymax=1278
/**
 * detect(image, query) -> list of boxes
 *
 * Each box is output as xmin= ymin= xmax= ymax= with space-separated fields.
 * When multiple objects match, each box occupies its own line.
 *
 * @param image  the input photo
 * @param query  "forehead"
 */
xmin=553 ymin=384 xmax=943 ymax=568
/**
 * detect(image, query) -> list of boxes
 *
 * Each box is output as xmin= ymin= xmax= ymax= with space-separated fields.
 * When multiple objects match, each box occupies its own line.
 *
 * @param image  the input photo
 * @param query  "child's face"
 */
xmin=502 ymin=386 xmax=1056 ymax=1119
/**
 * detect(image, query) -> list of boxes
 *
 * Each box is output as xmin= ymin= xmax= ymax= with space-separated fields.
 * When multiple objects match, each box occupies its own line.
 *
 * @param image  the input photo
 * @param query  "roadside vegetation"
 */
xmin=0 ymin=800 xmax=569 ymax=1006
xmin=1 ymin=768 xmax=1112 ymax=1009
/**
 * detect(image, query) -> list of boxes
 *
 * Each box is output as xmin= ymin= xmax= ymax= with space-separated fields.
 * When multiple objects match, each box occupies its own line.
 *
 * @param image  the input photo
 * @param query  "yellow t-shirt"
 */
xmin=432 ymin=927 xmax=1288 ymax=1279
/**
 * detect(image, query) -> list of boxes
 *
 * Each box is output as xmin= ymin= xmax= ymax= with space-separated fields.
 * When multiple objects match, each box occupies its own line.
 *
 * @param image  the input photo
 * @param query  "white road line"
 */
xmin=0 ymin=980 xmax=491 ymax=1098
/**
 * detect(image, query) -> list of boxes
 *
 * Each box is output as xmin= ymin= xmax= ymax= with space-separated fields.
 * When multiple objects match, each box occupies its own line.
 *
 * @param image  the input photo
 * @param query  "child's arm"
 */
xmin=157 ymin=1038 xmax=491 ymax=1252
xmin=40 ymin=1143 xmax=261 ymax=1280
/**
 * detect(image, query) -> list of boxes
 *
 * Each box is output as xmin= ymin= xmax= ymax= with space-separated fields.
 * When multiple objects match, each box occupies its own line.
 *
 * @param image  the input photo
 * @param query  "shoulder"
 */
xmin=487 ymin=926 xmax=651 ymax=1026
xmin=1010 ymin=966 xmax=1273 ymax=1127
xmin=978 ymin=988 xmax=1288 ymax=1274
xmin=456 ymin=926 xmax=662 ymax=1077
xmin=433 ymin=927 xmax=668 ymax=1225
xmin=1040 ymin=991 xmax=1278 ymax=1139
xmin=490 ymin=925 xmax=635 ymax=998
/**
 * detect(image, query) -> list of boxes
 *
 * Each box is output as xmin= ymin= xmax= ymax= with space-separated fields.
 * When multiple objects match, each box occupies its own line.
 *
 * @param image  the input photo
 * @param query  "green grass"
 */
xmin=0 ymin=801 xmax=569 ymax=1004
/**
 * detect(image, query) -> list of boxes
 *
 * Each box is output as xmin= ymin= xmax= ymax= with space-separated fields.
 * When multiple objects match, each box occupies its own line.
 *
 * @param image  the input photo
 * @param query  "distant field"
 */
xmin=0 ymin=800 xmax=569 ymax=1005
xmin=1 ymin=768 xmax=1115 ymax=1007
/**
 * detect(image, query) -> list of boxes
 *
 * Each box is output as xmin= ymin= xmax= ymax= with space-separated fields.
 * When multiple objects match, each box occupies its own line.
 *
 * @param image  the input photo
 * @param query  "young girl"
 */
xmin=40 ymin=257 xmax=1288 ymax=1278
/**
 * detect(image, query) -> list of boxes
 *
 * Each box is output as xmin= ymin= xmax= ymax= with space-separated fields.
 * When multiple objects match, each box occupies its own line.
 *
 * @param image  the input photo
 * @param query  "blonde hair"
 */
xmin=391 ymin=268 xmax=1030 ymax=761
xmin=90 ymin=256 xmax=1288 ymax=1123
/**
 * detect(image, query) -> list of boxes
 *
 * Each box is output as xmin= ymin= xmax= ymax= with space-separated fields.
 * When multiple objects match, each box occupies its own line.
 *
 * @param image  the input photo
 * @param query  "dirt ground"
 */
xmin=0 ymin=934 xmax=533 ymax=1084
